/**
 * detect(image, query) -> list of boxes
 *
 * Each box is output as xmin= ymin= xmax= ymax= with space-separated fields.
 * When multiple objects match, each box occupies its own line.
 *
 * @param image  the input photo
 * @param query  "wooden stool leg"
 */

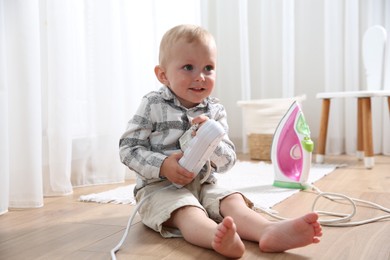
xmin=361 ymin=97 xmax=374 ymax=169
xmin=316 ymin=99 xmax=330 ymax=163
xmin=388 ymin=97 xmax=390 ymax=115
xmin=357 ymin=98 xmax=364 ymax=160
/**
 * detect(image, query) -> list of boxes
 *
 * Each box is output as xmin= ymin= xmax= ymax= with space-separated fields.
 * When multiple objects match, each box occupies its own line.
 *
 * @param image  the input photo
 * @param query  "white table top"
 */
xmin=316 ymin=90 xmax=390 ymax=99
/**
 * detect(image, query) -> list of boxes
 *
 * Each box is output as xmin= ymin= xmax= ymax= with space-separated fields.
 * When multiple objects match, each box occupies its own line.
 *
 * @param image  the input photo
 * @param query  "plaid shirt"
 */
xmin=119 ymin=86 xmax=236 ymax=190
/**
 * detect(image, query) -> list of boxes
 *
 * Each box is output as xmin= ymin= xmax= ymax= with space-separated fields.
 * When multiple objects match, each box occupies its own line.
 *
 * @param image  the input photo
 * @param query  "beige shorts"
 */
xmin=135 ymin=175 xmax=253 ymax=238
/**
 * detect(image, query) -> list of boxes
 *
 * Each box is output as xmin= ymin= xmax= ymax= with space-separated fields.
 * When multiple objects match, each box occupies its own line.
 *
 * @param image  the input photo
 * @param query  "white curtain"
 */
xmin=1 ymin=0 xmax=389 ymax=215
xmin=323 ymin=0 xmax=390 ymax=155
xmin=202 ymin=0 xmax=390 ymax=156
xmin=0 ymin=0 xmax=201 ymax=214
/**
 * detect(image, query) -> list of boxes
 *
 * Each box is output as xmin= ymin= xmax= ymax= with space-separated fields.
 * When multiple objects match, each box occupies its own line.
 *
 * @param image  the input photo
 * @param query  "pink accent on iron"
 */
xmin=276 ymin=106 xmax=302 ymax=181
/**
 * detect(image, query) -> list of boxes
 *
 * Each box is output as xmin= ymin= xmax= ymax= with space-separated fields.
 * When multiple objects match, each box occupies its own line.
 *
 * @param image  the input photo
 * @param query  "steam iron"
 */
xmin=271 ymin=101 xmax=314 ymax=189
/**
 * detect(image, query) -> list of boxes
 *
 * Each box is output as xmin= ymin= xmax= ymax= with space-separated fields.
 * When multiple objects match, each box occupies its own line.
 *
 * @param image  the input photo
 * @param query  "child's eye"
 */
xmin=183 ymin=64 xmax=193 ymax=71
xmin=204 ymin=65 xmax=214 ymax=72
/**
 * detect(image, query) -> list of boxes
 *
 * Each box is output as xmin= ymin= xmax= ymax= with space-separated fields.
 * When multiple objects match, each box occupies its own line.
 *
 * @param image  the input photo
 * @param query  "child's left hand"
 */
xmin=192 ymin=115 xmax=209 ymax=125
xmin=191 ymin=115 xmax=209 ymax=136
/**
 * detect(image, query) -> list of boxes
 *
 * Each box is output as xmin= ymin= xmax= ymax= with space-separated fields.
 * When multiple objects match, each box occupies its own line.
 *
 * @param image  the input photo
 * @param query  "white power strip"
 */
xmin=175 ymin=119 xmax=225 ymax=188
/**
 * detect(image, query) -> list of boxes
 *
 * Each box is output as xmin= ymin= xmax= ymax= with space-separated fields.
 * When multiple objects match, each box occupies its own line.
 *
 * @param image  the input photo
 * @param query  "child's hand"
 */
xmin=160 ymin=153 xmax=195 ymax=186
xmin=192 ymin=115 xmax=209 ymax=126
xmin=190 ymin=115 xmax=209 ymax=136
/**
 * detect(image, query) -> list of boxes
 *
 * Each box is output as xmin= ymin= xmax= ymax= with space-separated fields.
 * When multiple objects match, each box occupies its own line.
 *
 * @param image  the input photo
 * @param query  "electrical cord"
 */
xmin=254 ymin=183 xmax=390 ymax=227
xmin=110 ymin=184 xmax=174 ymax=260
xmin=111 ymin=171 xmax=389 ymax=259
xmin=308 ymin=185 xmax=390 ymax=226
xmin=110 ymin=160 xmax=212 ymax=260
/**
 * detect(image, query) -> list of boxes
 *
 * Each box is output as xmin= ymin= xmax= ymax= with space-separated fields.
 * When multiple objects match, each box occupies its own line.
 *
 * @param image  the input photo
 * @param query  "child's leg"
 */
xmin=220 ymin=193 xmax=322 ymax=252
xmin=164 ymin=205 xmax=245 ymax=258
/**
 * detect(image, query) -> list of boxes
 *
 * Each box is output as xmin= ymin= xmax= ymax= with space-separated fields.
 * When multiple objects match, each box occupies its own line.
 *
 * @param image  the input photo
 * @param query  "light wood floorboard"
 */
xmin=0 ymin=155 xmax=389 ymax=260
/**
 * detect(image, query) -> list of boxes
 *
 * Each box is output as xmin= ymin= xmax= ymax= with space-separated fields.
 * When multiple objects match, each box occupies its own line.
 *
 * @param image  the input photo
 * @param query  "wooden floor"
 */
xmin=1 ymin=155 xmax=389 ymax=260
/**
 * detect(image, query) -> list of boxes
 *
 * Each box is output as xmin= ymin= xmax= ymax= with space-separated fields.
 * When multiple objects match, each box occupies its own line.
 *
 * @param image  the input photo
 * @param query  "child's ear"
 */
xmin=154 ymin=65 xmax=169 ymax=86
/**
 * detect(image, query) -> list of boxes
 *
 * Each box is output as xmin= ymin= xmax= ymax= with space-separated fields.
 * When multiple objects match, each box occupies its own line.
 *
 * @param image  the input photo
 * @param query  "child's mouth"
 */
xmin=190 ymin=88 xmax=205 ymax=92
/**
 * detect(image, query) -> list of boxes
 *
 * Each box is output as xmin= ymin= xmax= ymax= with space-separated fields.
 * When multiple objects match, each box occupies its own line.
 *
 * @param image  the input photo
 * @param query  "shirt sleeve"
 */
xmin=209 ymin=104 xmax=237 ymax=173
xmin=119 ymin=96 xmax=167 ymax=181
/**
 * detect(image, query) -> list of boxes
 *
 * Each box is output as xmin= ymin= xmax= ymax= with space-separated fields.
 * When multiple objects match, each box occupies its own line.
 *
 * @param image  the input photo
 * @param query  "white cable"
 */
xmin=308 ymin=185 xmax=390 ymax=227
xmin=311 ymin=192 xmax=357 ymax=225
xmin=199 ymin=160 xmax=212 ymax=184
xmin=253 ymin=206 xmax=288 ymax=221
xmin=254 ymin=184 xmax=390 ymax=227
xmin=351 ymin=197 xmax=390 ymax=212
xmin=110 ymin=184 xmax=174 ymax=260
xmin=110 ymin=162 xmax=213 ymax=259
xmin=112 ymin=179 xmax=389 ymax=258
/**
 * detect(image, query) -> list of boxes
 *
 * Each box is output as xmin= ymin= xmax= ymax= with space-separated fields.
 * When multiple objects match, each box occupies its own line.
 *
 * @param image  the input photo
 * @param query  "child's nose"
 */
xmin=195 ymin=72 xmax=205 ymax=81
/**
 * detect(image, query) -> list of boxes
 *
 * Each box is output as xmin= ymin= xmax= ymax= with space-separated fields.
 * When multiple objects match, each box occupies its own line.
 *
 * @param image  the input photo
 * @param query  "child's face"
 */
xmin=159 ymin=38 xmax=217 ymax=108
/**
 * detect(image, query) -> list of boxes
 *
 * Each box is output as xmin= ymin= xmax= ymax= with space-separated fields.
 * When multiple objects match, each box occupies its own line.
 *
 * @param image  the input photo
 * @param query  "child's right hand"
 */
xmin=159 ymin=153 xmax=195 ymax=186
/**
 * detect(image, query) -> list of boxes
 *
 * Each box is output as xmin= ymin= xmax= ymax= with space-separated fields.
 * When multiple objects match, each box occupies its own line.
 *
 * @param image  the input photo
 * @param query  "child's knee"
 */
xmin=220 ymin=193 xmax=252 ymax=214
xmin=222 ymin=193 xmax=246 ymax=204
xmin=167 ymin=205 xmax=207 ymax=224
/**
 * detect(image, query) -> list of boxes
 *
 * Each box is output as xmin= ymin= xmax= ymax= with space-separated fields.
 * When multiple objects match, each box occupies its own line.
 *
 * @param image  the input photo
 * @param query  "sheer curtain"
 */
xmin=323 ymin=0 xmax=390 ymax=155
xmin=1 ymin=0 xmax=389 ymax=215
xmin=0 ymin=0 xmax=201 ymax=214
xmin=202 ymin=0 xmax=390 ymax=156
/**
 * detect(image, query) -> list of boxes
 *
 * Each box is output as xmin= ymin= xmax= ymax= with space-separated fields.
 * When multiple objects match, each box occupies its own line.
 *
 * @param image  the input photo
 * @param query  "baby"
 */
xmin=119 ymin=24 xmax=322 ymax=258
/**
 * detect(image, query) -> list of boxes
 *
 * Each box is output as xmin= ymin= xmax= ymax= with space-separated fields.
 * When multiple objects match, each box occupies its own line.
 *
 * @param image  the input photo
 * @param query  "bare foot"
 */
xmin=212 ymin=216 xmax=245 ymax=258
xmin=259 ymin=212 xmax=322 ymax=252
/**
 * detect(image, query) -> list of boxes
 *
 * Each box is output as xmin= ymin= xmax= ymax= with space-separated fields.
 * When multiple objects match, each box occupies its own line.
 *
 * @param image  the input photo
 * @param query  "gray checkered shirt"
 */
xmin=119 ymin=86 xmax=236 ymax=190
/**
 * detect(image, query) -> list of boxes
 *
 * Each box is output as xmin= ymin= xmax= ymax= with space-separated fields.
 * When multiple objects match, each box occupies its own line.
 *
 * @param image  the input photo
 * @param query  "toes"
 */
xmin=304 ymin=212 xmax=319 ymax=223
xmin=223 ymin=216 xmax=234 ymax=229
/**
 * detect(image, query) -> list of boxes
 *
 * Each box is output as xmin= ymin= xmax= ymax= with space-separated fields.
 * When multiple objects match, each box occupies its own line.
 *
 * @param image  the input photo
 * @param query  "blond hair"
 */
xmin=158 ymin=24 xmax=215 ymax=67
